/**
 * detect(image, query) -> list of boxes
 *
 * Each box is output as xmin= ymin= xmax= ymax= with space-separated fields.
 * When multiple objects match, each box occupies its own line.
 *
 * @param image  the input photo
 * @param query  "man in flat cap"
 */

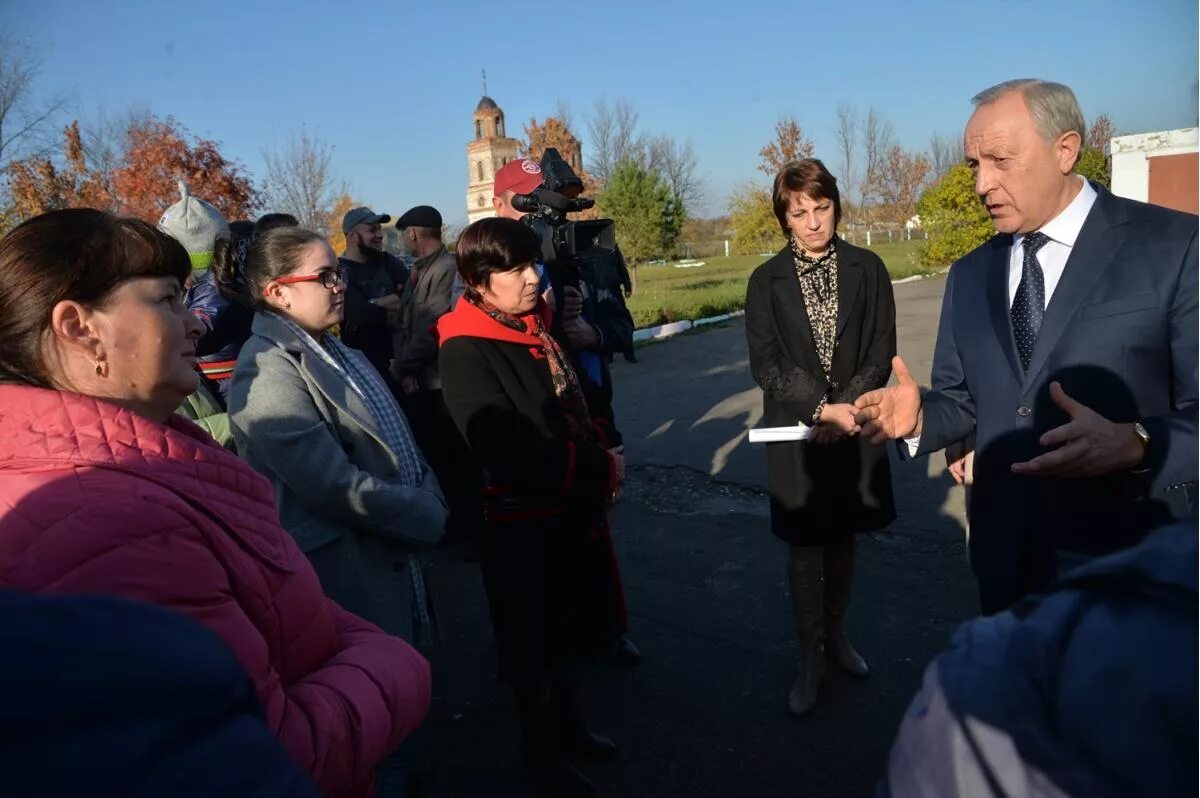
xmin=393 ymin=205 xmax=455 ymax=397
xmin=393 ymin=205 xmax=480 ymax=542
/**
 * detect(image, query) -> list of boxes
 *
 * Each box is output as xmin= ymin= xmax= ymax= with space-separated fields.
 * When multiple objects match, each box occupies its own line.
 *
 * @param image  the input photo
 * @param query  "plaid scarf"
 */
xmin=471 ymin=298 xmax=596 ymax=448
xmin=272 ymin=313 xmax=424 ymax=484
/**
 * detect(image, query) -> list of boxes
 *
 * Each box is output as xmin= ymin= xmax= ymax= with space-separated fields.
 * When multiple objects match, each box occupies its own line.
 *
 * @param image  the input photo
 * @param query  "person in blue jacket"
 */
xmin=881 ymin=519 xmax=1198 ymax=798
xmin=0 ymin=590 xmax=319 ymax=798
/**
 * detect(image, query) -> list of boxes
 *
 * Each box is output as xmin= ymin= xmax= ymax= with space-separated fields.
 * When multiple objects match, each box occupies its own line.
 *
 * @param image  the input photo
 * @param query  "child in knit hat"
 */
xmin=158 ymin=180 xmax=231 ymax=278
xmin=158 ymin=182 xmax=248 ymax=429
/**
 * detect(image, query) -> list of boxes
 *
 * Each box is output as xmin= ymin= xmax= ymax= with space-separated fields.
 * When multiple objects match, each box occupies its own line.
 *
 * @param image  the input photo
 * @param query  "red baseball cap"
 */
xmin=493 ymin=158 xmax=542 ymax=197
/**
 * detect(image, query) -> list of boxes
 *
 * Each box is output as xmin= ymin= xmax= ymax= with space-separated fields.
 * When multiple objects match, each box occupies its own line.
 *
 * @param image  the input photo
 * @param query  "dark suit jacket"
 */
xmin=746 ymin=239 xmax=897 ymax=544
xmin=917 ymin=183 xmax=1198 ymax=611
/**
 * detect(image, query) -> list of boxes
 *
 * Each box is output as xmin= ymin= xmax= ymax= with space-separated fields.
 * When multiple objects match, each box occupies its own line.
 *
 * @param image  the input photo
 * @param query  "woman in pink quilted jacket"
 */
xmin=0 ymin=208 xmax=429 ymax=798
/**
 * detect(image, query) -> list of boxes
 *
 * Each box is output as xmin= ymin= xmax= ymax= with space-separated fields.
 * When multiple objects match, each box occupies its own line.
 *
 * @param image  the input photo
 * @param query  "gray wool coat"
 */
xmin=228 ymin=312 xmax=447 ymax=641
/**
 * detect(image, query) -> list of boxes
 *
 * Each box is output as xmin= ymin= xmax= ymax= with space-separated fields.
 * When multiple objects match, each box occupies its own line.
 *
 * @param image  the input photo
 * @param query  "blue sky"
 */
xmin=3 ymin=0 xmax=1197 ymax=225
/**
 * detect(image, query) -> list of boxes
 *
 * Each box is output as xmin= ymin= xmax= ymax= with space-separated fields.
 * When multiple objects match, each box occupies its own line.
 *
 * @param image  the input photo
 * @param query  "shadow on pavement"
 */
xmin=421 ymin=317 xmax=978 ymax=797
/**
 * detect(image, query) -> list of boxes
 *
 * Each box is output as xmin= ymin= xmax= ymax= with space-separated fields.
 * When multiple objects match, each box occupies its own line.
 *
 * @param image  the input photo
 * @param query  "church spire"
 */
xmin=482 ymin=69 xmax=487 ymax=98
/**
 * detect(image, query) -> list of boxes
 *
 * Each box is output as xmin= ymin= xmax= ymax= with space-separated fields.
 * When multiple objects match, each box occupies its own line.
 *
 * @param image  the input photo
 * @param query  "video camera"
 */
xmin=509 ymin=148 xmax=617 ymax=265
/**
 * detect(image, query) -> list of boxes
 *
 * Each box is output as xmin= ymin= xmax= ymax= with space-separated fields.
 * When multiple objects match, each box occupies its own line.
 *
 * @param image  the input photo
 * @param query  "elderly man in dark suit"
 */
xmin=854 ymin=79 xmax=1198 ymax=614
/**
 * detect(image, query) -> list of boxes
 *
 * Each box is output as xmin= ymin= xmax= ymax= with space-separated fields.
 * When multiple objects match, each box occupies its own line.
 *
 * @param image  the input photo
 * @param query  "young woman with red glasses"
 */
xmin=228 ymin=226 xmax=448 ymax=794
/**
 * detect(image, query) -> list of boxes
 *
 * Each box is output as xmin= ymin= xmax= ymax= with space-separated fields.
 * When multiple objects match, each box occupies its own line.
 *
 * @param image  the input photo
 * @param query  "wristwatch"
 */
xmin=1132 ymin=421 xmax=1151 ymax=472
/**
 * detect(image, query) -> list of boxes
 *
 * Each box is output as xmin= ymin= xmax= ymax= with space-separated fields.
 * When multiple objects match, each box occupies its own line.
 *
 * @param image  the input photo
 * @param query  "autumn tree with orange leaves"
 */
xmin=6 ymin=113 xmax=258 ymax=224
xmin=522 ymin=115 xmax=600 ymax=220
xmin=7 ymin=121 xmax=111 ymax=217
xmin=110 ymin=116 xmax=257 ymax=221
xmin=325 ymin=192 xmax=357 ymax=255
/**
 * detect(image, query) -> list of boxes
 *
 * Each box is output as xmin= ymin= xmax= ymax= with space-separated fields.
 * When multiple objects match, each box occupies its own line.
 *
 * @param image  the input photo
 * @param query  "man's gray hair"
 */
xmin=409 ymin=225 xmax=443 ymax=242
xmin=972 ymin=79 xmax=1086 ymax=144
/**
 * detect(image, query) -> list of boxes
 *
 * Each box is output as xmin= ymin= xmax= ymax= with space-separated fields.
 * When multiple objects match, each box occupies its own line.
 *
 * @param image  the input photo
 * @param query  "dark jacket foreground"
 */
xmin=881 ymin=521 xmax=1198 ymax=798
xmin=0 ymin=591 xmax=318 ymax=798
xmin=339 ymin=252 xmax=409 ymax=386
xmin=745 ymin=239 xmax=897 ymax=544
xmin=438 ymin=299 xmax=620 ymax=685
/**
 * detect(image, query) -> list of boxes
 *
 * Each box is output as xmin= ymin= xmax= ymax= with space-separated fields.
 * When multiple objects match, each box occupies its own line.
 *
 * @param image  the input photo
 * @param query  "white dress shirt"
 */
xmin=904 ymin=177 xmax=1098 ymax=454
xmin=1007 ymin=177 xmax=1097 ymax=308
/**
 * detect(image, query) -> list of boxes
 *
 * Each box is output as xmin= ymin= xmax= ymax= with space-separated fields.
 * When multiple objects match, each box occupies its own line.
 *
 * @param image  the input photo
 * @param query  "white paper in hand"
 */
xmin=748 ymin=423 xmax=812 ymax=443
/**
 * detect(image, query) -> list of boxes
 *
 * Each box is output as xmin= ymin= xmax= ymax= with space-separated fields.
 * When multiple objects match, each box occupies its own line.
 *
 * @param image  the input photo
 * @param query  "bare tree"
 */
xmin=585 ymin=97 xmax=643 ymax=184
xmin=928 ymin=131 xmax=960 ymax=180
xmin=875 ymin=146 xmax=932 ymax=225
xmin=647 ymin=134 xmax=705 ymax=218
xmin=1086 ymin=112 xmax=1117 ymax=152
xmin=0 ymin=35 xmax=69 ymax=172
xmin=261 ymin=128 xmax=342 ymax=233
xmin=554 ymin=98 xmax=574 ymax=134
xmin=77 ymin=104 xmax=151 ymax=202
xmin=859 ymin=107 xmax=896 ymax=224
xmin=834 ymin=103 xmax=859 ymax=214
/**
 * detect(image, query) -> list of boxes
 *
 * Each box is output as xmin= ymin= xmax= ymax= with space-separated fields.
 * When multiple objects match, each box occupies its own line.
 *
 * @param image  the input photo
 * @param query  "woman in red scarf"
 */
xmin=438 ymin=218 xmax=624 ymax=798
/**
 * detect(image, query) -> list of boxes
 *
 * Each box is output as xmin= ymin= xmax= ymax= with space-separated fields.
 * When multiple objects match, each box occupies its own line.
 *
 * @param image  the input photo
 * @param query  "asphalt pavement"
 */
xmin=422 ymin=274 xmax=979 ymax=797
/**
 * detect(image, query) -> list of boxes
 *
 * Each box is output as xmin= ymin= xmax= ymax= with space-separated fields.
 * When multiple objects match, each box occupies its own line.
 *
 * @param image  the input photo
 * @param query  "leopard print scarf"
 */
xmin=790 ymin=236 xmax=839 ymax=378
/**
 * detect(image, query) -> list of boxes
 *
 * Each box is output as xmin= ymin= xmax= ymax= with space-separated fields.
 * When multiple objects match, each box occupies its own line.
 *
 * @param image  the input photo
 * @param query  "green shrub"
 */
xmin=917 ymin=164 xmax=994 ymax=270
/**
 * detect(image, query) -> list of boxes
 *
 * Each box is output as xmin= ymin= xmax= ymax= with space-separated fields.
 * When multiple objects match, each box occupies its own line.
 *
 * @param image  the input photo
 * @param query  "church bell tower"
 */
xmin=466 ymin=72 xmax=521 ymax=223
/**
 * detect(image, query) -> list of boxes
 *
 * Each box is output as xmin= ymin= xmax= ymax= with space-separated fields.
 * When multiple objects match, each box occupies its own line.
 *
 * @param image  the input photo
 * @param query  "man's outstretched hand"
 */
xmin=854 ymin=356 xmax=923 ymax=445
xmin=1010 ymin=382 xmax=1146 ymax=477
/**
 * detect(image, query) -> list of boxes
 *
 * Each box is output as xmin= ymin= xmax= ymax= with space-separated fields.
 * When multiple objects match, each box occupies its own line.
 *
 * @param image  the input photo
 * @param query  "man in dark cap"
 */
xmin=393 ymin=205 xmax=481 ymax=543
xmin=338 ymin=206 xmax=409 ymax=388
xmin=393 ymin=205 xmax=455 ymax=397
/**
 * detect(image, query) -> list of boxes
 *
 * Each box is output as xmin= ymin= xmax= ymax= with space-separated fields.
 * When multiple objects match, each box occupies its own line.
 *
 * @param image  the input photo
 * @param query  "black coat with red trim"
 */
xmin=437 ymin=299 xmax=616 ymax=512
xmin=437 ymin=299 xmax=621 ymax=682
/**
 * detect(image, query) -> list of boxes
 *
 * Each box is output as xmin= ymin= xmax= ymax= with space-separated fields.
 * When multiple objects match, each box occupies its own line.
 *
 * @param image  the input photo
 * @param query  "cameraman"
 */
xmin=459 ymin=159 xmax=636 ymax=371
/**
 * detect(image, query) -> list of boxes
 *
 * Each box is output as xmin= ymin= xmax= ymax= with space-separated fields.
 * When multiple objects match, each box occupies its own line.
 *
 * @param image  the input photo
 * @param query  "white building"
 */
xmin=1109 ymin=128 xmax=1198 ymax=215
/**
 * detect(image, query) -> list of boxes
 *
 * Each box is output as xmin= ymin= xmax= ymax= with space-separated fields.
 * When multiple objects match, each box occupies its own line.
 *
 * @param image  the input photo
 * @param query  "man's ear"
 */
xmin=48 ymin=300 xmax=103 ymax=360
xmin=1056 ymin=130 xmax=1082 ymax=175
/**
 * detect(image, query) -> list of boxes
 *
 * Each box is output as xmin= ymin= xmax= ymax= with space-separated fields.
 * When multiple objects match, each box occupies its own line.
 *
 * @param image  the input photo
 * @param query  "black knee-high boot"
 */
xmin=552 ymin=677 xmax=618 ymax=759
xmin=786 ymin=544 xmax=825 ymax=715
xmin=824 ymin=537 xmax=869 ymax=677
xmin=515 ymin=685 xmax=598 ymax=798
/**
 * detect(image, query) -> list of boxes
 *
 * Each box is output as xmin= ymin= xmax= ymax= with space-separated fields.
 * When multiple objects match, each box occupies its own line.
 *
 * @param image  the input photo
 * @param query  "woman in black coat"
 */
xmin=744 ymin=158 xmax=897 ymax=717
xmin=438 ymin=218 xmax=624 ymax=798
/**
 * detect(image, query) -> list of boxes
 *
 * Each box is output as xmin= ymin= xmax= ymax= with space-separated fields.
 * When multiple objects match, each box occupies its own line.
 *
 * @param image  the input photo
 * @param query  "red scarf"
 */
xmin=438 ymin=296 xmax=595 ymax=447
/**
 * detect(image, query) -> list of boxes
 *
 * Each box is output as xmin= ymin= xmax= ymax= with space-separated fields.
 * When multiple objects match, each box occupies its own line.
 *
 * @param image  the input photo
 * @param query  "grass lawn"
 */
xmin=625 ymin=238 xmax=931 ymax=328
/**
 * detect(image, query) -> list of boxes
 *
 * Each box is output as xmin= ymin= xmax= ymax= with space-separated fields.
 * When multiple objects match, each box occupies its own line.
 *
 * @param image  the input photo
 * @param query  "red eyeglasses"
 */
xmin=262 ymin=268 xmax=346 ymax=297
